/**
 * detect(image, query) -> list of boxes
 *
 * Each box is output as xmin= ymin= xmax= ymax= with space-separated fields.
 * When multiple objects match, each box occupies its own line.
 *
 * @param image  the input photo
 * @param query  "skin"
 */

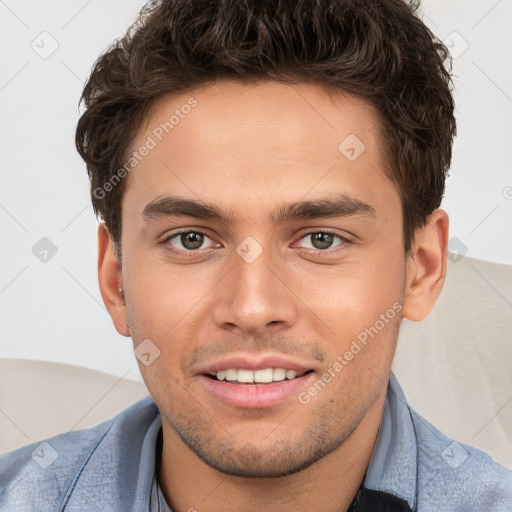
xmin=98 ymin=81 xmax=448 ymax=512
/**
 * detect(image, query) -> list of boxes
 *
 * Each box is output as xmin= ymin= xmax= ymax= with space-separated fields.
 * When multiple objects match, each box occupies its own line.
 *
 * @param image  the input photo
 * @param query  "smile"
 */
xmin=200 ymin=370 xmax=316 ymax=409
xmin=211 ymin=367 xmax=312 ymax=384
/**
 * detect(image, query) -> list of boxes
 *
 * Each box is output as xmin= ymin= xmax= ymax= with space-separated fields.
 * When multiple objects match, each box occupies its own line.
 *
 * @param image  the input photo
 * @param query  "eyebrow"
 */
xmin=142 ymin=193 xmax=376 ymax=224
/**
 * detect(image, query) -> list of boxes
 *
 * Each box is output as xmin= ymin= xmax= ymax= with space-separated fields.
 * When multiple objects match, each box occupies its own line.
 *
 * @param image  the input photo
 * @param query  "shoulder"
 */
xmin=0 ymin=396 xmax=158 ymax=512
xmin=410 ymin=409 xmax=512 ymax=511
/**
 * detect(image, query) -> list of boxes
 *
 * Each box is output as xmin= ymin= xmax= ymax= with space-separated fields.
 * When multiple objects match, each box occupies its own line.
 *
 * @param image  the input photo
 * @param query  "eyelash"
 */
xmin=162 ymin=229 xmax=350 ymax=257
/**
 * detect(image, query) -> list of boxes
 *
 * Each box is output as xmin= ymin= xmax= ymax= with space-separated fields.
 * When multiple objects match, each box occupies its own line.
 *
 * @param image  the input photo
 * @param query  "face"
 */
xmin=112 ymin=81 xmax=409 ymax=477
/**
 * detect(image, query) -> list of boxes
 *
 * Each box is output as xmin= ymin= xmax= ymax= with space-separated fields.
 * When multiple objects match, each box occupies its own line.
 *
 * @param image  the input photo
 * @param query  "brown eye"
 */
xmin=165 ymin=230 xmax=216 ymax=253
xmin=180 ymin=232 xmax=204 ymax=250
xmin=298 ymin=231 xmax=345 ymax=251
xmin=310 ymin=233 xmax=334 ymax=249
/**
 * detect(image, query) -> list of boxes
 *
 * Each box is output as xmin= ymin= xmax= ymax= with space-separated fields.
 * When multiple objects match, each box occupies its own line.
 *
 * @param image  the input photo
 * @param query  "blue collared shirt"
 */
xmin=1 ymin=374 xmax=511 ymax=511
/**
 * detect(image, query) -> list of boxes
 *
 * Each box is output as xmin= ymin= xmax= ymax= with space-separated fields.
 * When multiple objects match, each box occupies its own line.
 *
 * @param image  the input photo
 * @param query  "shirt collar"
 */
xmin=363 ymin=373 xmax=417 ymax=510
xmin=61 ymin=397 xmax=161 ymax=511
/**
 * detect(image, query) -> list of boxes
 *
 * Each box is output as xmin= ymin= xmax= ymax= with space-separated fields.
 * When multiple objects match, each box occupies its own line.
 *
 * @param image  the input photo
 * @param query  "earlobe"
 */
xmin=97 ymin=224 xmax=131 ymax=337
xmin=402 ymin=209 xmax=449 ymax=322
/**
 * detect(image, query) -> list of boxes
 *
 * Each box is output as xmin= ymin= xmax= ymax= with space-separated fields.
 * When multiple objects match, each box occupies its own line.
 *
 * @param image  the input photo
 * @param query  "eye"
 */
xmin=296 ymin=231 xmax=346 ymax=251
xmin=164 ymin=230 xmax=218 ymax=253
xmin=162 ymin=229 xmax=348 ymax=256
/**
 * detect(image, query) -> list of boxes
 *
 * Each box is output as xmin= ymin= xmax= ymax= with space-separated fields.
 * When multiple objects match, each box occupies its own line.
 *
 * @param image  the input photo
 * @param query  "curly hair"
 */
xmin=76 ymin=0 xmax=456 ymax=255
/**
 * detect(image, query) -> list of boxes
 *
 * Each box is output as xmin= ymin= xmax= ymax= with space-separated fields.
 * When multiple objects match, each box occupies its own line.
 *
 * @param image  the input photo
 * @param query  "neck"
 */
xmin=158 ymin=391 xmax=386 ymax=512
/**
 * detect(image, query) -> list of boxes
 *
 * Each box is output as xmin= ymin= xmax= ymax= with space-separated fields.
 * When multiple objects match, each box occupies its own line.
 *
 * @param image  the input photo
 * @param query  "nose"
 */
xmin=211 ymin=243 xmax=299 ymax=337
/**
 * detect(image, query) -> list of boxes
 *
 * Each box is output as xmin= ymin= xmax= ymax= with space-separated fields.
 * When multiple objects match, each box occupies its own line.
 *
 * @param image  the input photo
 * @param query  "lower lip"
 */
xmin=198 ymin=373 xmax=315 ymax=409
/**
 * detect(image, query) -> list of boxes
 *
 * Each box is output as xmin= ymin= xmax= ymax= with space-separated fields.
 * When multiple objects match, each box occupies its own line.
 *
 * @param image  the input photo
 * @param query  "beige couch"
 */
xmin=1 ymin=255 xmax=511 ymax=469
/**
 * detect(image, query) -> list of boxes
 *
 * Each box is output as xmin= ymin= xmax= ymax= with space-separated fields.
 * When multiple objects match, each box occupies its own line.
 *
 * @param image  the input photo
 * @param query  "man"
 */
xmin=1 ymin=0 xmax=511 ymax=510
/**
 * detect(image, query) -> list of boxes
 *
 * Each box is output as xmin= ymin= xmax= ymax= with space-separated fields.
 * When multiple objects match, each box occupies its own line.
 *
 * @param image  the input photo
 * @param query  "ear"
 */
xmin=97 ymin=224 xmax=131 ymax=337
xmin=402 ymin=209 xmax=449 ymax=322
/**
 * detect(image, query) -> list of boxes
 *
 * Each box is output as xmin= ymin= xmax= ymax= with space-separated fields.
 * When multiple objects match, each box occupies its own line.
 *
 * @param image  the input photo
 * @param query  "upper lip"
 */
xmin=195 ymin=353 xmax=316 ymax=376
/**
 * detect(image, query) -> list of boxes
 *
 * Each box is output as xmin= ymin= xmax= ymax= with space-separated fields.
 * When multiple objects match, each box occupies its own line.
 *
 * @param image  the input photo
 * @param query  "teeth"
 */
xmin=272 ymin=368 xmax=286 ymax=381
xmin=214 ymin=367 xmax=306 ymax=383
xmin=254 ymin=368 xmax=273 ymax=383
xmin=237 ymin=369 xmax=254 ymax=383
xmin=225 ymin=369 xmax=238 ymax=381
xmin=286 ymin=370 xmax=298 ymax=379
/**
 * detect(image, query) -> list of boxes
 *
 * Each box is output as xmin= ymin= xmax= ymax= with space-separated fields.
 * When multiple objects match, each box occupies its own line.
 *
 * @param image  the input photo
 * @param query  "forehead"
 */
xmin=123 ymin=80 xmax=396 ymax=221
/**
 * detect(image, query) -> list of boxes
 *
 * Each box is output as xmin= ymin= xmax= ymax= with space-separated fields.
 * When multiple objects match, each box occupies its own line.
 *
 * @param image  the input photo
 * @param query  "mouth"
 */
xmin=205 ymin=368 xmax=315 ymax=384
xmin=195 ymin=353 xmax=318 ymax=408
xmin=199 ymin=369 xmax=316 ymax=409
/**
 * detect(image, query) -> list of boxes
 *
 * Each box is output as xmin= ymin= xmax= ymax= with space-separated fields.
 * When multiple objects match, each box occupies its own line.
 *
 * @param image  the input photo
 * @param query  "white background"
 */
xmin=0 ymin=0 xmax=511 ymax=380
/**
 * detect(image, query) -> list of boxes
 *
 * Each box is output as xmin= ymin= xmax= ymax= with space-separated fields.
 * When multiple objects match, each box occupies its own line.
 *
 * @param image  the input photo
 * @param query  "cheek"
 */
xmin=122 ymin=249 xmax=217 ymax=344
xmin=292 ymin=251 xmax=404 ymax=340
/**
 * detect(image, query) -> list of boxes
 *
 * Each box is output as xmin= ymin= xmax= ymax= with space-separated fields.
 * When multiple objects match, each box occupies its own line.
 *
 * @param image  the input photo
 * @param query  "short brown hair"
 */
xmin=76 ymin=0 xmax=456 ymax=255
